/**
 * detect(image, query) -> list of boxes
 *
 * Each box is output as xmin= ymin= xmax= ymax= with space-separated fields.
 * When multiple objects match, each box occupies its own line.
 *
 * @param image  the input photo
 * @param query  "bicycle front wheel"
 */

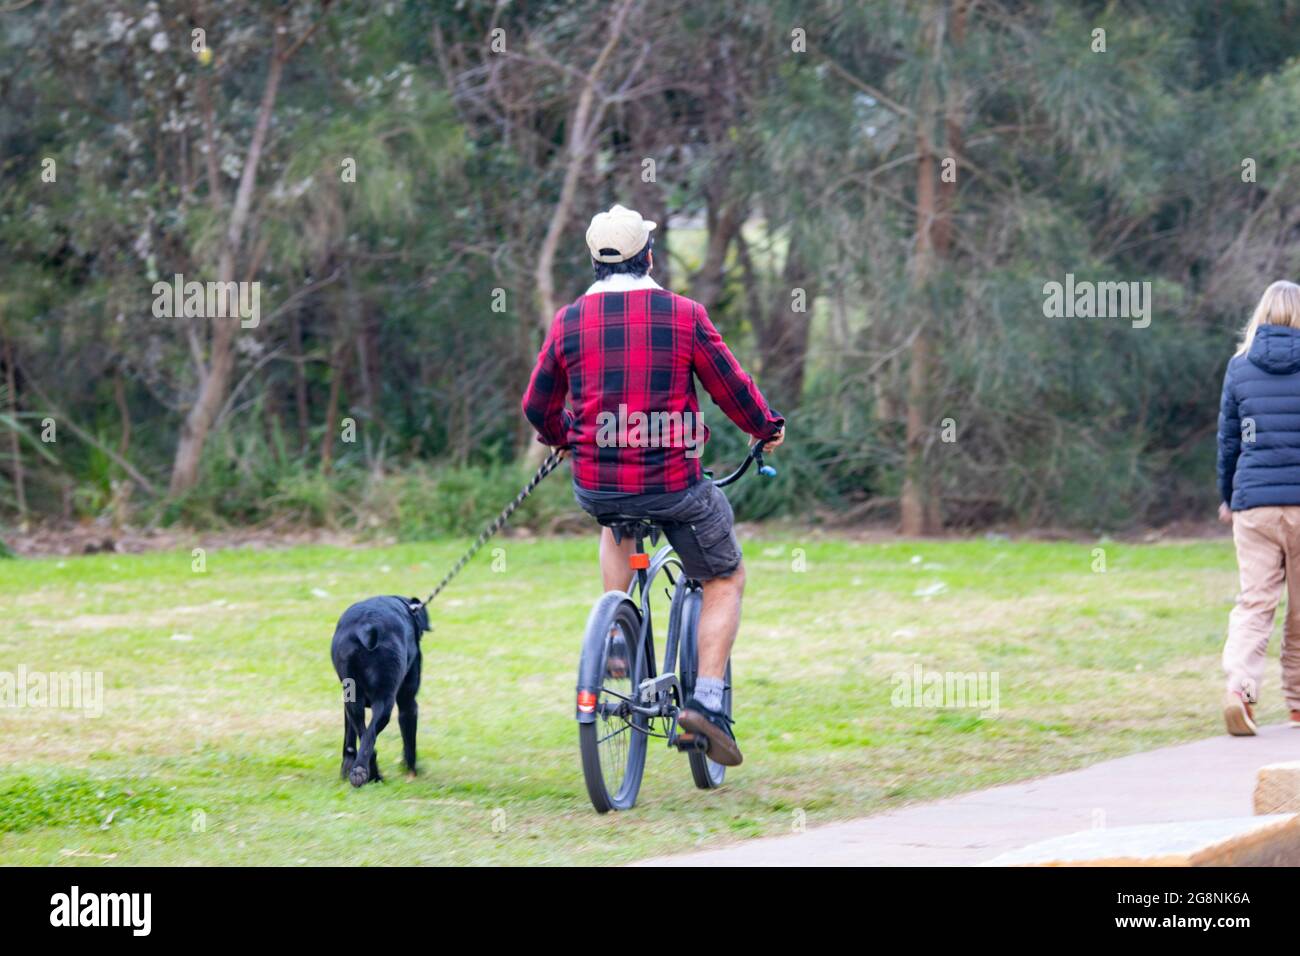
xmin=577 ymin=593 xmax=649 ymax=812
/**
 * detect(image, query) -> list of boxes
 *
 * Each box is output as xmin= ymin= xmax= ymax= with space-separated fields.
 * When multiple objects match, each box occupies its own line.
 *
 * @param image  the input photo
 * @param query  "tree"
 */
xmin=168 ymin=3 xmax=333 ymax=494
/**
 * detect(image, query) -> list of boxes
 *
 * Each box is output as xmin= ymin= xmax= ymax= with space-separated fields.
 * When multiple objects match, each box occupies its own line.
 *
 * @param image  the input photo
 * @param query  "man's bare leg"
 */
xmin=696 ymin=562 xmax=745 ymax=680
xmin=600 ymin=527 xmax=635 ymax=591
xmin=597 ymin=528 xmax=637 ymax=679
xmin=675 ymin=561 xmax=746 ymax=766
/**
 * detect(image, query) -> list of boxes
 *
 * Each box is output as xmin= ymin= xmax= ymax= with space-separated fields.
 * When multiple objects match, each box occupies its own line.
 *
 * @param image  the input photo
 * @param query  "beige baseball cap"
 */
xmin=585 ymin=204 xmax=657 ymax=263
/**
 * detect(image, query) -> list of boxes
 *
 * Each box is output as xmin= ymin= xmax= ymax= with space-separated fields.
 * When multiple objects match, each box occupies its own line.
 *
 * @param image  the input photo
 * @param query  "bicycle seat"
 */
xmin=595 ymin=513 xmax=657 ymax=527
xmin=596 ymin=514 xmax=662 ymax=546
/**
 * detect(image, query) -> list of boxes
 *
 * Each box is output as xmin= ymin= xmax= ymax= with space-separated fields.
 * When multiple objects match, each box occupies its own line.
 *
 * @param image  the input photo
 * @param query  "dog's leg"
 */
xmin=341 ymin=702 xmax=363 ymax=779
xmin=397 ymin=655 xmax=421 ymax=776
xmin=397 ymin=697 xmax=418 ymax=776
xmin=350 ymin=696 xmax=394 ymax=787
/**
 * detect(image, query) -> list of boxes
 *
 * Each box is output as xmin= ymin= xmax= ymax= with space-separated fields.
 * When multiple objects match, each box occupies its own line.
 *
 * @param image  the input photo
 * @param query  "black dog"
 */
xmin=330 ymin=596 xmax=428 ymax=787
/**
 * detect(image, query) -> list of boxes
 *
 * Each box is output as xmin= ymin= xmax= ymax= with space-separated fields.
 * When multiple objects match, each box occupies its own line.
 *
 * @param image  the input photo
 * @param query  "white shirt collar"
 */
xmin=584 ymin=274 xmax=661 ymax=296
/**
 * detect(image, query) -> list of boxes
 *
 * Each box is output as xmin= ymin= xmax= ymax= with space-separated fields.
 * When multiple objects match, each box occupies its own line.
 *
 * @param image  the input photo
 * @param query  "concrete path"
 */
xmin=634 ymin=724 xmax=1300 ymax=866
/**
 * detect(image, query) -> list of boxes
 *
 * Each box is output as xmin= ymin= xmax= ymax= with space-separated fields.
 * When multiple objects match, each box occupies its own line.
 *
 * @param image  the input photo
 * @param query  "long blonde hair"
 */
xmin=1237 ymin=280 xmax=1300 ymax=355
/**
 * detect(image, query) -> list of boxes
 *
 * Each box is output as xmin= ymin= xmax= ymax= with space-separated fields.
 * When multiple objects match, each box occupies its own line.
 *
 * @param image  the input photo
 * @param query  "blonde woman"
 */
xmin=1217 ymin=280 xmax=1300 ymax=734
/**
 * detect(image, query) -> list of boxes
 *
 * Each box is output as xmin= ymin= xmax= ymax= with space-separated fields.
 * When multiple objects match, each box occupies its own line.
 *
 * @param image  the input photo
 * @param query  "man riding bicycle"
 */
xmin=522 ymin=203 xmax=785 ymax=766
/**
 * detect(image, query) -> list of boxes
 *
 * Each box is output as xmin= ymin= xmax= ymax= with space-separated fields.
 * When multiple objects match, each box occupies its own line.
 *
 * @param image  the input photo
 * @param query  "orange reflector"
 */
xmin=577 ymin=690 xmax=598 ymax=713
xmin=628 ymin=553 xmax=650 ymax=570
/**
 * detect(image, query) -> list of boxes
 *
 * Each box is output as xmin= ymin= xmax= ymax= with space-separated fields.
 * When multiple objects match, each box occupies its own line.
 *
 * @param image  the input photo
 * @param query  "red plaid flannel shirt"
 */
xmin=522 ymin=287 xmax=784 ymax=494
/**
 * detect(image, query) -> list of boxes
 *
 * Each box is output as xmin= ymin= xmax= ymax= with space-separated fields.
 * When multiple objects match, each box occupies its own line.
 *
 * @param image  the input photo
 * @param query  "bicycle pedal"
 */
xmin=671 ymin=732 xmax=709 ymax=752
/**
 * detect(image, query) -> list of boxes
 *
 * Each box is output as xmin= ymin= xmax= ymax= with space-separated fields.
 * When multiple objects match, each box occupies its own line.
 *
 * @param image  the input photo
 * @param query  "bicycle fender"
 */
xmin=575 ymin=591 xmax=641 ymax=724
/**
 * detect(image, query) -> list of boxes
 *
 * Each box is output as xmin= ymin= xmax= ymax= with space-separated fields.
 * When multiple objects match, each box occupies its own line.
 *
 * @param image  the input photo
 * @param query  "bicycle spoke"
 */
xmin=597 ymin=721 xmax=633 ymax=745
xmin=595 ymin=619 xmax=638 ymax=797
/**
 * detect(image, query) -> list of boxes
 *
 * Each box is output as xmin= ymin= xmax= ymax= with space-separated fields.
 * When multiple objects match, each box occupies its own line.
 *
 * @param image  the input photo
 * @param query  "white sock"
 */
xmin=695 ymin=676 xmax=725 ymax=712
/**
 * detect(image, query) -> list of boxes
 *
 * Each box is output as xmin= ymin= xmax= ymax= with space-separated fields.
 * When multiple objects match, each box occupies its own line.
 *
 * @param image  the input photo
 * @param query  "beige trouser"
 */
xmin=1224 ymin=506 xmax=1300 ymax=710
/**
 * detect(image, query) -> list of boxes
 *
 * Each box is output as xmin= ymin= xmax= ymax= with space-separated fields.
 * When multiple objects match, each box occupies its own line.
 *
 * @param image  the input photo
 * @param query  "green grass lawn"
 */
xmin=0 ymin=531 xmax=1281 ymax=865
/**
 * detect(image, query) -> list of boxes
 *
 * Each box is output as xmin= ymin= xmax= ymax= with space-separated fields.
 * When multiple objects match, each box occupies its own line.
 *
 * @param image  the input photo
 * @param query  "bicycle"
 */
xmin=574 ymin=436 xmax=778 ymax=813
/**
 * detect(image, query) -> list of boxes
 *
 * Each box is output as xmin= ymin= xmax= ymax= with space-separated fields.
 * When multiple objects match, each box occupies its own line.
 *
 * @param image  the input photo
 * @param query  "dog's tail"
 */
xmin=357 ymin=624 xmax=381 ymax=652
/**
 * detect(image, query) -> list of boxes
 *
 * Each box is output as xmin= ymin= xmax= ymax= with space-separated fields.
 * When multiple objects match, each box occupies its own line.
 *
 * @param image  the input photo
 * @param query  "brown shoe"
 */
xmin=1289 ymin=710 xmax=1300 ymax=728
xmin=677 ymin=698 xmax=743 ymax=766
xmin=1224 ymin=690 xmax=1258 ymax=736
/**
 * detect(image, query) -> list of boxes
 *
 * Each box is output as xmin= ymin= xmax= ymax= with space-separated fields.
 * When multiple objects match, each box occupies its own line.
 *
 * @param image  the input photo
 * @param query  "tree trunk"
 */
xmin=632 ymin=165 xmax=672 ymax=290
xmin=899 ymin=329 xmax=932 ymax=535
xmin=168 ymin=303 xmax=237 ymax=494
xmin=114 ymin=370 xmax=132 ymax=459
xmin=289 ymin=308 xmax=310 ymax=455
xmin=2 ymin=328 xmax=25 ymax=521
xmin=924 ymin=0 xmax=966 ymax=533
xmin=899 ymin=6 xmax=942 ymax=537
xmin=345 ymin=263 xmax=383 ymax=475
xmin=752 ymin=235 xmax=815 ymax=411
xmin=320 ymin=337 xmax=346 ymax=476
xmin=689 ymin=190 xmax=745 ymax=313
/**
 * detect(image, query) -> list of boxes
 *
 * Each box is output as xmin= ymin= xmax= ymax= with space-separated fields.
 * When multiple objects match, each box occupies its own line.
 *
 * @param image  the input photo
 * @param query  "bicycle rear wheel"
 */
xmin=674 ymin=582 xmax=730 ymax=789
xmin=577 ymin=595 xmax=649 ymax=812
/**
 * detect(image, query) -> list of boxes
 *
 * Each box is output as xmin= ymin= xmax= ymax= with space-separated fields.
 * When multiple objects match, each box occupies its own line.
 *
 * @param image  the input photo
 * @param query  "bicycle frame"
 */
xmin=627 ymin=535 xmax=684 ymax=710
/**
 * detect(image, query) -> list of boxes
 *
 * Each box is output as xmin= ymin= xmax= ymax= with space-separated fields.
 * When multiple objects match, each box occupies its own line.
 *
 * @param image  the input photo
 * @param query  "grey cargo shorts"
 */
xmin=573 ymin=479 xmax=742 ymax=581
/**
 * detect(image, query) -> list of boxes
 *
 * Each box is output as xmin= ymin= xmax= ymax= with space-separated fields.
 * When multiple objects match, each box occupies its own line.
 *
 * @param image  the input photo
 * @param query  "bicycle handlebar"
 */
xmin=712 ymin=432 xmax=781 ymax=488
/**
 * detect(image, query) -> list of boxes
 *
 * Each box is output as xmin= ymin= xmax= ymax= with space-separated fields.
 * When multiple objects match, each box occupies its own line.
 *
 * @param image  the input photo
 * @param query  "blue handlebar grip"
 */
xmin=759 ymin=465 xmax=777 ymax=477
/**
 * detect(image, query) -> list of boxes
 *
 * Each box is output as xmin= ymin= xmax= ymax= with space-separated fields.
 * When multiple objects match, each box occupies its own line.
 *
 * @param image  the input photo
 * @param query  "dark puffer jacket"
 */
xmin=1218 ymin=324 xmax=1300 ymax=510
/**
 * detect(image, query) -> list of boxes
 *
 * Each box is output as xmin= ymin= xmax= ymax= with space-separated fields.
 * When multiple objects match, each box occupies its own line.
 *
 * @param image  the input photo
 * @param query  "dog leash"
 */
xmin=411 ymin=449 xmax=565 ymax=613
